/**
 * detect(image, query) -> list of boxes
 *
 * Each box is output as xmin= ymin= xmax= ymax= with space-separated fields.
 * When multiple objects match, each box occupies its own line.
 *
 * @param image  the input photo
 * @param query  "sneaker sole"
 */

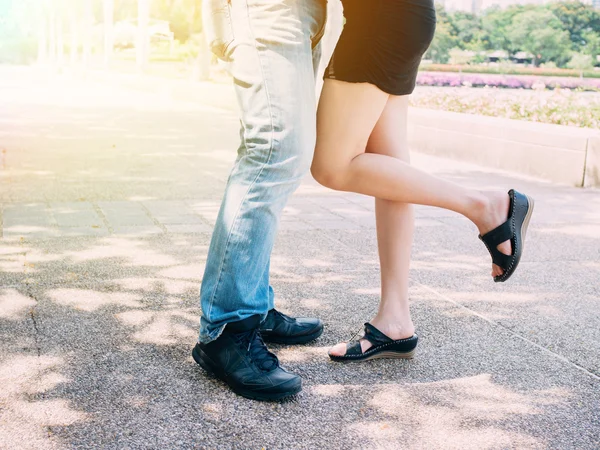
xmin=192 ymin=345 xmax=302 ymax=401
xmin=261 ymin=325 xmax=324 ymax=345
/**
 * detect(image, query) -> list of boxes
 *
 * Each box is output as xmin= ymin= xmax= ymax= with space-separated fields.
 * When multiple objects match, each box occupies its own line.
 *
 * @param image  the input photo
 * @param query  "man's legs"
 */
xmin=199 ymin=0 xmax=327 ymax=343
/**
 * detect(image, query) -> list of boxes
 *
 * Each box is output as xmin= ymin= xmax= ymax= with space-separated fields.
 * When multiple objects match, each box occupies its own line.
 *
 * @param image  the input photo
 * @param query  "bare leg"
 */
xmin=329 ymin=96 xmax=415 ymax=356
xmin=312 ymin=80 xmax=511 ymax=280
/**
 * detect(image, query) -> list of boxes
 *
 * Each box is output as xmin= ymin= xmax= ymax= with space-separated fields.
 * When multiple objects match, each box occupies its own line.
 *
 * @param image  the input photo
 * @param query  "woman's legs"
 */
xmin=312 ymin=79 xmax=511 ymax=279
xmin=329 ymin=95 xmax=416 ymax=356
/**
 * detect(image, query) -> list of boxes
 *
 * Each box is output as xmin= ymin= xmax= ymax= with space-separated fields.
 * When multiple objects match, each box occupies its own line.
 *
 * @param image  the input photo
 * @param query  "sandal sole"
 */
xmin=329 ymin=349 xmax=416 ymax=363
xmin=495 ymin=192 xmax=535 ymax=283
xmin=521 ymin=194 xmax=535 ymax=242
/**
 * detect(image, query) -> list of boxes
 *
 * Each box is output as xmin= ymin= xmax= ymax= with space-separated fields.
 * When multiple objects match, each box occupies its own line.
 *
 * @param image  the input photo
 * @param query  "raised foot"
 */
xmin=477 ymin=190 xmax=535 ymax=283
xmin=474 ymin=190 xmax=513 ymax=278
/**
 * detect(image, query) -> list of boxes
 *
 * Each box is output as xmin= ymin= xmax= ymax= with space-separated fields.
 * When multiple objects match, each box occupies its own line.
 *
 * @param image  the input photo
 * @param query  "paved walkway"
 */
xmin=1 ymin=67 xmax=599 ymax=449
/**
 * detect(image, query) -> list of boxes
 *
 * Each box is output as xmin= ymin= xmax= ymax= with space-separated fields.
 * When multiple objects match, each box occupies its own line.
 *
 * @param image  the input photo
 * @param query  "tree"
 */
xmin=481 ymin=5 xmax=526 ymax=53
xmin=137 ymin=0 xmax=149 ymax=71
xmin=151 ymin=0 xmax=203 ymax=42
xmin=567 ymin=52 xmax=594 ymax=77
xmin=103 ymin=0 xmax=114 ymax=67
xmin=549 ymin=1 xmax=600 ymax=52
xmin=426 ymin=5 xmax=456 ymax=63
xmin=507 ymin=9 xmax=572 ymax=66
xmin=449 ymin=11 xmax=484 ymax=50
xmin=582 ymin=30 xmax=600 ymax=64
xmin=0 ymin=0 xmax=40 ymax=64
xmin=82 ymin=0 xmax=93 ymax=67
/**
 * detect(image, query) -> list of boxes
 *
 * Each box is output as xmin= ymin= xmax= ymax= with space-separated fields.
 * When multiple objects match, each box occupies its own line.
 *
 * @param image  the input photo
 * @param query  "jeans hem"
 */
xmin=198 ymin=324 xmax=226 ymax=344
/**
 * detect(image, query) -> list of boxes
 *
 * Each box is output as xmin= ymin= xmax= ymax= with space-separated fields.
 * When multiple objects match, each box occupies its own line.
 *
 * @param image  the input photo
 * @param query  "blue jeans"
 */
xmin=199 ymin=0 xmax=327 ymax=343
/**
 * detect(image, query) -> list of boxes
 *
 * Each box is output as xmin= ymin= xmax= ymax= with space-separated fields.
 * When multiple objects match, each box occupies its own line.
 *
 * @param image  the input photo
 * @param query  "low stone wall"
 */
xmin=408 ymin=108 xmax=600 ymax=187
xmin=90 ymin=70 xmax=599 ymax=187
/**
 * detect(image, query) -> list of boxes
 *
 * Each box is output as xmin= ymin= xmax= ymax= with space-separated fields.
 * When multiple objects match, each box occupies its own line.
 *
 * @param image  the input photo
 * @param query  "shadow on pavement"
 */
xmin=1 ymin=228 xmax=599 ymax=449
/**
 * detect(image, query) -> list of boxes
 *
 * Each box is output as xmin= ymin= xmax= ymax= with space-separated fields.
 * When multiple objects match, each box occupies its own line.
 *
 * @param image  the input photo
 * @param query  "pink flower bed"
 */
xmin=416 ymin=71 xmax=600 ymax=91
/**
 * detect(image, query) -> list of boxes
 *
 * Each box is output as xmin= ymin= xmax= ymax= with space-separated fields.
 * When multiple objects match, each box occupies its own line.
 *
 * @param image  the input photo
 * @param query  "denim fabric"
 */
xmin=199 ymin=0 xmax=327 ymax=343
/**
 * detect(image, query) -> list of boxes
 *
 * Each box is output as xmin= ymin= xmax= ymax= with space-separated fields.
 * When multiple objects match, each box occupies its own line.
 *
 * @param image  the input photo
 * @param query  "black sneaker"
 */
xmin=259 ymin=309 xmax=324 ymax=345
xmin=192 ymin=315 xmax=302 ymax=401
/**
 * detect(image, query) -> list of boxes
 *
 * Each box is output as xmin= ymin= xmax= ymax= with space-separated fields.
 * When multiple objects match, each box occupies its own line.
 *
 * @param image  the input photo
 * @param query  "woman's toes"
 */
xmin=492 ymin=264 xmax=502 ymax=277
xmin=328 ymin=342 xmax=348 ymax=357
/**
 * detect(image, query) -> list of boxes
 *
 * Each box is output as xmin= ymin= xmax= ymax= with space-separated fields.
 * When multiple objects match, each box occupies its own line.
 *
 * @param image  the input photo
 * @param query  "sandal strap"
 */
xmin=344 ymin=323 xmax=393 ymax=356
xmin=345 ymin=341 xmax=363 ymax=356
xmin=490 ymin=251 xmax=512 ymax=269
xmin=480 ymin=219 xmax=512 ymax=247
xmin=479 ymin=220 xmax=514 ymax=270
xmin=363 ymin=323 xmax=393 ymax=347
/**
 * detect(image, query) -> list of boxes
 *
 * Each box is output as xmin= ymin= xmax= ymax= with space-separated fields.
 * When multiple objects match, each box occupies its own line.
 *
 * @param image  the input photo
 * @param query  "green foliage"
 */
xmin=541 ymin=61 xmax=559 ymax=69
xmin=567 ymin=52 xmax=594 ymax=73
xmin=0 ymin=0 xmax=40 ymax=64
xmin=432 ymin=1 xmax=600 ymax=68
xmin=507 ymin=10 xmax=572 ymax=66
xmin=0 ymin=36 xmax=38 ymax=64
xmin=427 ymin=25 xmax=455 ymax=63
xmin=449 ymin=12 xmax=483 ymax=48
xmin=150 ymin=0 xmax=202 ymax=42
xmin=426 ymin=7 xmax=456 ymax=64
xmin=583 ymin=30 xmax=600 ymax=60
xmin=549 ymin=1 xmax=600 ymax=51
xmin=110 ymin=0 xmax=202 ymax=42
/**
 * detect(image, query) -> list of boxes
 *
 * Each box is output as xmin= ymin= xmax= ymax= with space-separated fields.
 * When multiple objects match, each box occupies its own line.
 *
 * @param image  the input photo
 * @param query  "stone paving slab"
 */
xmin=97 ymin=202 xmax=155 ymax=227
xmin=55 ymin=226 xmax=110 ymax=238
xmin=163 ymin=223 xmax=212 ymax=234
xmin=3 ymin=204 xmax=56 ymax=228
xmin=111 ymin=225 xmax=164 ymax=236
xmin=141 ymin=200 xmax=192 ymax=217
xmin=0 ymin=201 xmax=219 ymax=239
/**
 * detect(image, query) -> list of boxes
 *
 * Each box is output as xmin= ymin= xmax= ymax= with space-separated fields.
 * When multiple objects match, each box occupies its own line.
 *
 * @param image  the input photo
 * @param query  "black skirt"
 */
xmin=324 ymin=0 xmax=437 ymax=96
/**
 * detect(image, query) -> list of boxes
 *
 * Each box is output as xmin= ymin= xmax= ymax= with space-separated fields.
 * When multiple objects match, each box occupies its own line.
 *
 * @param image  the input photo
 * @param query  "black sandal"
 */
xmin=328 ymin=323 xmax=418 ymax=362
xmin=479 ymin=189 xmax=535 ymax=283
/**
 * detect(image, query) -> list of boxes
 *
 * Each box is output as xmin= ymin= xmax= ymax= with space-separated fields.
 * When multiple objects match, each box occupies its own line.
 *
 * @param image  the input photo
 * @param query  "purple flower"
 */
xmin=416 ymin=71 xmax=599 ymax=91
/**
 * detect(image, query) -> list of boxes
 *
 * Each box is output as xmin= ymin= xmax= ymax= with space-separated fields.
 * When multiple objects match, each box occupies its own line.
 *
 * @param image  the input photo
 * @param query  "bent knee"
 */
xmin=310 ymin=160 xmax=348 ymax=191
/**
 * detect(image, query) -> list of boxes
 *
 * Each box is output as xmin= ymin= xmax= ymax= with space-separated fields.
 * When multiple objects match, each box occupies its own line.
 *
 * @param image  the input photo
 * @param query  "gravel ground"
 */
xmin=1 ymin=67 xmax=599 ymax=450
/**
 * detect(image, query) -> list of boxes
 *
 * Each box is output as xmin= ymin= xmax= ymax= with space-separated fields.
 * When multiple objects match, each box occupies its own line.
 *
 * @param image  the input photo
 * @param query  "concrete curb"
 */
xmin=408 ymin=108 xmax=600 ymax=187
xmin=585 ymin=136 xmax=600 ymax=188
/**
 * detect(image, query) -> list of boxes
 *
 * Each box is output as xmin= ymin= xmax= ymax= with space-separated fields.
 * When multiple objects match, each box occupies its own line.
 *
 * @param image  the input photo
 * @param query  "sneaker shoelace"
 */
xmin=234 ymin=329 xmax=279 ymax=372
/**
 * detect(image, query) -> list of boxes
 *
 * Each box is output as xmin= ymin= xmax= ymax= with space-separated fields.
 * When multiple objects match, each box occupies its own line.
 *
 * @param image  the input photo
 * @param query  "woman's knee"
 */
xmin=310 ymin=156 xmax=348 ymax=191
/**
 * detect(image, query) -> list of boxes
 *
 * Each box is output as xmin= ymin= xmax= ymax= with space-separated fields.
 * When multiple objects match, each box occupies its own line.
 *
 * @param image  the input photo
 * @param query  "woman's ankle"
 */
xmin=470 ymin=190 xmax=511 ymax=235
xmin=464 ymin=190 xmax=491 ymax=226
xmin=370 ymin=315 xmax=415 ymax=340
